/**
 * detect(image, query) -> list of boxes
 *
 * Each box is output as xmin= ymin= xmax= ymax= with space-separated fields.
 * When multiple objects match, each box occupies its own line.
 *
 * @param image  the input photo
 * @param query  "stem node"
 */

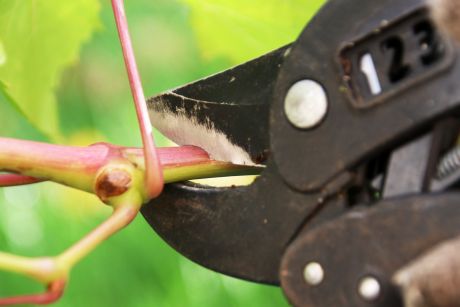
xmin=95 ymin=167 xmax=133 ymax=202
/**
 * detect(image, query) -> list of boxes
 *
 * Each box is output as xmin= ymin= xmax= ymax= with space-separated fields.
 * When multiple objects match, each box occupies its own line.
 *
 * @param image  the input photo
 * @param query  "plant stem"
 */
xmin=0 ymin=280 xmax=65 ymax=306
xmin=111 ymin=0 xmax=164 ymax=199
xmin=0 ymin=138 xmax=113 ymax=192
xmin=163 ymin=161 xmax=261 ymax=183
xmin=0 ymin=137 xmax=261 ymax=192
xmin=0 ymin=253 xmax=55 ymax=282
xmin=0 ymin=206 xmax=139 ymax=305
xmin=58 ymin=204 xmax=138 ymax=269
xmin=0 ymin=174 xmax=43 ymax=187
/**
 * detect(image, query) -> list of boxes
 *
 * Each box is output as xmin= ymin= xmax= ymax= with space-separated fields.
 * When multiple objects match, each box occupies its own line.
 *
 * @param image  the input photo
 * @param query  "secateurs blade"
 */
xmin=147 ymin=45 xmax=289 ymax=165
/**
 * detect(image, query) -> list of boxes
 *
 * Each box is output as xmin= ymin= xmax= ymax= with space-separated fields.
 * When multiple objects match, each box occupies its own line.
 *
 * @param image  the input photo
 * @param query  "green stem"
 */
xmin=163 ymin=161 xmax=262 ymax=183
xmin=0 ymin=138 xmax=262 ymax=193
xmin=58 ymin=204 xmax=138 ymax=269
xmin=0 ymin=137 xmax=109 ymax=192
xmin=0 ymin=253 xmax=55 ymax=283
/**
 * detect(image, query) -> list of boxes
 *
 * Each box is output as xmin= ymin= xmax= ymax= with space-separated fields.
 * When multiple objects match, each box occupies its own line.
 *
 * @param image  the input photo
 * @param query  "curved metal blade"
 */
xmin=147 ymin=45 xmax=290 ymax=165
xmin=141 ymin=160 xmax=320 ymax=285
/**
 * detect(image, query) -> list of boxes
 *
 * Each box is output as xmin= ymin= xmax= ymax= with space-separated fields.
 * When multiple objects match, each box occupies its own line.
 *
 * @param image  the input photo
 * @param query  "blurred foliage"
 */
xmin=184 ymin=0 xmax=325 ymax=62
xmin=0 ymin=0 xmax=100 ymax=140
xmin=0 ymin=0 xmax=325 ymax=306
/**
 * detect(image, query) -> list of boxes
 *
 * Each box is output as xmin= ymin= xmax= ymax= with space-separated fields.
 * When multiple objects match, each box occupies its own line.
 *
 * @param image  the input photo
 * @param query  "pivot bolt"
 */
xmin=303 ymin=262 xmax=324 ymax=286
xmin=358 ymin=276 xmax=381 ymax=301
xmin=284 ymin=80 xmax=328 ymax=129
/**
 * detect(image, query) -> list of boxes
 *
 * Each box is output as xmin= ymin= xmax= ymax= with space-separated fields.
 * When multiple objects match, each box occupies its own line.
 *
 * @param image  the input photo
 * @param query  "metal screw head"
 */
xmin=284 ymin=80 xmax=328 ymax=129
xmin=303 ymin=262 xmax=324 ymax=286
xmin=358 ymin=276 xmax=381 ymax=301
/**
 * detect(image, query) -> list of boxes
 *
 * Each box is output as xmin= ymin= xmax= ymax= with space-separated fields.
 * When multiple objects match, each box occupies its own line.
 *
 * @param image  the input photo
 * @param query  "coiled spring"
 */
xmin=437 ymin=146 xmax=460 ymax=179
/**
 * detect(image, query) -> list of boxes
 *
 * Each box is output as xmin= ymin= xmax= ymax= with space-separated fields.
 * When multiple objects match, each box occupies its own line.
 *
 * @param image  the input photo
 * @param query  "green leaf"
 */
xmin=182 ymin=0 xmax=326 ymax=63
xmin=0 ymin=0 xmax=101 ymax=140
xmin=0 ymin=39 xmax=6 ymax=67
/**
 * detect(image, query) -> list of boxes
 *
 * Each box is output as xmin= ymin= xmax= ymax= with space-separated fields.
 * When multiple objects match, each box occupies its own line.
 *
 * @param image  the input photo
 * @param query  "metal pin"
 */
xmin=284 ymin=80 xmax=328 ymax=129
xmin=303 ymin=262 xmax=324 ymax=286
xmin=358 ymin=276 xmax=381 ymax=301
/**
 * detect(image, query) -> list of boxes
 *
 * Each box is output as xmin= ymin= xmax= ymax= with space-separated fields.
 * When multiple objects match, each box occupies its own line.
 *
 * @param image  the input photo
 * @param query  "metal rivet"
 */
xmin=284 ymin=80 xmax=328 ymax=129
xmin=358 ymin=276 xmax=381 ymax=301
xmin=303 ymin=262 xmax=324 ymax=286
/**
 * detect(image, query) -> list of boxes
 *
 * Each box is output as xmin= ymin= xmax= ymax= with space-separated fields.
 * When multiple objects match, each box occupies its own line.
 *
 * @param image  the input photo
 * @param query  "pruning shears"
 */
xmin=142 ymin=0 xmax=460 ymax=305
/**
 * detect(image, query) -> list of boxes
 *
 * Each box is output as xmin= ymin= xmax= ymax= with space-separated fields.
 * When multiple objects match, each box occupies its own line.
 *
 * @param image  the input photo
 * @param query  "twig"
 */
xmin=111 ymin=0 xmax=164 ymax=199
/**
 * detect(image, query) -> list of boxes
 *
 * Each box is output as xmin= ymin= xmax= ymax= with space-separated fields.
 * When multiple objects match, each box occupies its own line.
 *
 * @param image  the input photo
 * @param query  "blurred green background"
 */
xmin=0 ymin=0 xmax=324 ymax=305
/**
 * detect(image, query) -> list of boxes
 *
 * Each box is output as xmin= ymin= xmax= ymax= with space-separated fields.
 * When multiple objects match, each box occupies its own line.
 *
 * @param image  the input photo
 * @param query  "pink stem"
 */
xmin=0 ymin=279 xmax=65 ymax=306
xmin=0 ymin=138 xmax=113 ymax=191
xmin=0 ymin=174 xmax=43 ymax=187
xmin=0 ymin=137 xmax=210 ymax=171
xmin=111 ymin=0 xmax=164 ymax=199
xmin=0 ymin=137 xmax=212 ymax=189
xmin=124 ymin=145 xmax=210 ymax=167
